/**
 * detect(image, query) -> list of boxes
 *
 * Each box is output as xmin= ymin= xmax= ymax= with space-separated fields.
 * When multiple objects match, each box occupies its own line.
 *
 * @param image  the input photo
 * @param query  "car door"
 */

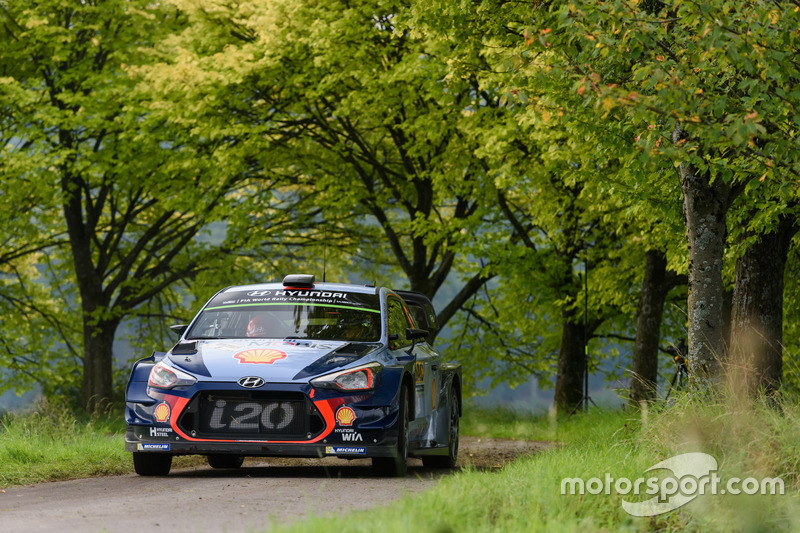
xmin=386 ymin=295 xmax=439 ymax=430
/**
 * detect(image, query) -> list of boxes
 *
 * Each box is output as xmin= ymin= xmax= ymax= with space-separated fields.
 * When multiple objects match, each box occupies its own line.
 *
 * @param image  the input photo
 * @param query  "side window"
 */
xmin=387 ymin=297 xmax=412 ymax=349
xmin=405 ymin=303 xmax=427 ymax=330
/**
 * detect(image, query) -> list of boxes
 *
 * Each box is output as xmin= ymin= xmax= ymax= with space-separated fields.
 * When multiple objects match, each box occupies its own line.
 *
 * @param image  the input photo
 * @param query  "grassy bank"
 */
xmin=272 ymin=397 xmax=800 ymax=533
xmin=0 ymin=404 xmax=204 ymax=486
xmin=0 ymin=406 xmax=129 ymax=486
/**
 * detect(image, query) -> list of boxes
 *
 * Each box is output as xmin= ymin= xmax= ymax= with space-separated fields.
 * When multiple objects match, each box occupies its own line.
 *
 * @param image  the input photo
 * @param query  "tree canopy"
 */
xmin=0 ymin=0 xmax=797 ymax=411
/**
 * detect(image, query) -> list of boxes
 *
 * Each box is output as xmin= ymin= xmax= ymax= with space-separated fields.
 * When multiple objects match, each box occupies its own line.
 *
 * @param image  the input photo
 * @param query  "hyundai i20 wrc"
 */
xmin=125 ymin=274 xmax=462 ymax=476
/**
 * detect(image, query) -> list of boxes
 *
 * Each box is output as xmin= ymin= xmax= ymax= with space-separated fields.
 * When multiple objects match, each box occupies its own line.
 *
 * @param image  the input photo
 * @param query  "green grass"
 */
xmin=0 ymin=404 xmax=201 ymax=486
xmin=461 ymin=405 xmax=630 ymax=444
xmin=0 ymin=406 xmax=129 ymax=486
xmin=268 ymin=399 xmax=800 ymax=533
xmin=268 ymin=407 xmax=657 ymax=533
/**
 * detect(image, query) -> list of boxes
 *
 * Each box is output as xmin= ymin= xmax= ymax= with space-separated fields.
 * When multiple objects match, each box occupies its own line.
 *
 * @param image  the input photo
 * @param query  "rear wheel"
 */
xmin=207 ymin=454 xmax=245 ymax=469
xmin=132 ymin=452 xmax=172 ymax=476
xmin=422 ymin=388 xmax=459 ymax=469
xmin=373 ymin=384 xmax=409 ymax=477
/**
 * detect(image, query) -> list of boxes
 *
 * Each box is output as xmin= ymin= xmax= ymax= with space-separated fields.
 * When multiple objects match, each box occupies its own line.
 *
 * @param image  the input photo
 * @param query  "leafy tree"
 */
xmin=506 ymin=0 xmax=800 ymax=390
xmin=0 ymin=0 xmax=258 ymax=410
xmin=138 ymin=0 xmax=499 ymax=336
xmin=405 ymin=0 xmax=694 ymax=412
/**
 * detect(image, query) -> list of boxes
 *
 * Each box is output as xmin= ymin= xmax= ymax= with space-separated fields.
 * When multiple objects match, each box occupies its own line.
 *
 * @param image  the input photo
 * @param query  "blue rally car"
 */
xmin=125 ymin=274 xmax=462 ymax=476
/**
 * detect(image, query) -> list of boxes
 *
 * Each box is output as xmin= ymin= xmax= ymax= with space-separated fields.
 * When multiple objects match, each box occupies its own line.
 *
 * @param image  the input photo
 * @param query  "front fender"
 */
xmin=125 ymin=352 xmax=166 ymax=421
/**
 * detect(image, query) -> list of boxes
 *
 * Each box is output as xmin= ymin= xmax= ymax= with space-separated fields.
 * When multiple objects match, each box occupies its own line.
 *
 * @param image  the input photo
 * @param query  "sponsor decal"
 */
xmin=415 ymin=362 xmax=425 ymax=384
xmin=206 ymin=289 xmax=380 ymax=312
xmin=341 ymin=432 xmax=363 ymax=442
xmin=154 ymin=402 xmax=170 ymax=423
xmin=137 ymin=443 xmax=171 ymax=451
xmin=333 ymin=424 xmax=365 ymax=444
xmin=274 ymin=290 xmax=347 ymax=299
xmin=335 ymin=406 xmax=357 ymax=426
xmin=234 ymin=348 xmax=288 ymax=364
xmin=214 ymin=340 xmax=337 ymax=352
xmin=149 ymin=426 xmax=174 ymax=438
xmin=326 ymin=446 xmax=366 ymax=455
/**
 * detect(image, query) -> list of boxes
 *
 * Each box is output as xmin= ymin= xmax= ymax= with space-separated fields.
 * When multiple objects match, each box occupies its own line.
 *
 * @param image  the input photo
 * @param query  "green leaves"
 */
xmin=1 ymin=0 xmax=798 ymax=406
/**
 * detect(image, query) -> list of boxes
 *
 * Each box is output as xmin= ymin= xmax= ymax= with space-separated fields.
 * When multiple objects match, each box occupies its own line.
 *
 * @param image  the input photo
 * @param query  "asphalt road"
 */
xmin=0 ymin=437 xmax=548 ymax=533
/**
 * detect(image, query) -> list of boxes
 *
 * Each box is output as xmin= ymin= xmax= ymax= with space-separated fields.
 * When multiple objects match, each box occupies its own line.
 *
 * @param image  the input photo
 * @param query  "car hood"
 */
xmin=167 ymin=338 xmax=379 ymax=383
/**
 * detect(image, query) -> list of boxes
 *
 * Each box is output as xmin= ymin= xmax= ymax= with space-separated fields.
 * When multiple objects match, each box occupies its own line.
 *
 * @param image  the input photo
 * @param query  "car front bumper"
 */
xmin=125 ymin=380 xmax=404 ymax=459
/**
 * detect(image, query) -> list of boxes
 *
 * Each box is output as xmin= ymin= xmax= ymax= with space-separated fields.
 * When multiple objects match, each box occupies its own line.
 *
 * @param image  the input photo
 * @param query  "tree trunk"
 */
xmin=629 ymin=250 xmax=670 ymax=405
xmin=62 ymin=171 xmax=118 ymax=411
xmin=82 ymin=318 xmax=121 ymax=412
xmin=729 ymin=215 xmax=798 ymax=395
xmin=675 ymin=125 xmax=730 ymax=386
xmin=554 ymin=310 xmax=586 ymax=415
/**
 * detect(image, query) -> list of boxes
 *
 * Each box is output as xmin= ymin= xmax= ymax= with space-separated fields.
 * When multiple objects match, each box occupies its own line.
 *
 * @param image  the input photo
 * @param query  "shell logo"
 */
xmin=154 ymin=402 xmax=170 ymax=423
xmin=234 ymin=348 xmax=288 ymax=364
xmin=335 ymin=406 xmax=356 ymax=426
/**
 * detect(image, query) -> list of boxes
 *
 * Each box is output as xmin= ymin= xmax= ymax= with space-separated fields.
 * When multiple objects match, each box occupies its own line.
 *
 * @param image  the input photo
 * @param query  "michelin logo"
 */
xmin=137 ymin=443 xmax=171 ymax=451
xmin=326 ymin=446 xmax=366 ymax=455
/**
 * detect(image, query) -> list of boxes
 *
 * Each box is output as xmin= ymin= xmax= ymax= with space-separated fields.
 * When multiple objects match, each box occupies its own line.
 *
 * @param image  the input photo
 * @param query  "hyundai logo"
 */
xmin=238 ymin=376 xmax=266 ymax=388
xmin=247 ymin=290 xmax=271 ymax=296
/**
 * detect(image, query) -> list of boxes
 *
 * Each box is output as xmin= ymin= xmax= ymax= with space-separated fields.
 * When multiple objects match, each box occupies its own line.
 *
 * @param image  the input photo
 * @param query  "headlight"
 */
xmin=148 ymin=361 xmax=197 ymax=389
xmin=310 ymin=362 xmax=382 ymax=391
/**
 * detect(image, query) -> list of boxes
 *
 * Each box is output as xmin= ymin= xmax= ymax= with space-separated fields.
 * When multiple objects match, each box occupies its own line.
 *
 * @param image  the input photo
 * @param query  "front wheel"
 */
xmin=133 ymin=452 xmax=172 ymax=476
xmin=373 ymin=384 xmax=409 ymax=477
xmin=422 ymin=388 xmax=459 ymax=469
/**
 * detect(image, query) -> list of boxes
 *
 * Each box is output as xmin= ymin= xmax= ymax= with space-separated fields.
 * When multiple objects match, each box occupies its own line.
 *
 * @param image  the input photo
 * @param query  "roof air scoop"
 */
xmin=283 ymin=274 xmax=315 ymax=287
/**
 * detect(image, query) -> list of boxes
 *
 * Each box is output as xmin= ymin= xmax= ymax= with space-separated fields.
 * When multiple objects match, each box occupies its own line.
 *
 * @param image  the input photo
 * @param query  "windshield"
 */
xmin=186 ymin=289 xmax=381 ymax=342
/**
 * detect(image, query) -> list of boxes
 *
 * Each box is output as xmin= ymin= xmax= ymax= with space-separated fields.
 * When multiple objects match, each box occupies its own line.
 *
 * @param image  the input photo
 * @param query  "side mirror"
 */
xmin=169 ymin=324 xmax=188 ymax=337
xmin=406 ymin=328 xmax=428 ymax=341
xmin=405 ymin=328 xmax=428 ymax=355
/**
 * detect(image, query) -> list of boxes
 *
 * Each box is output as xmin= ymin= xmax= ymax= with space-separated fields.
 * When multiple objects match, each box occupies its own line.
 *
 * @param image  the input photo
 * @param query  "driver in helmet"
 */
xmin=246 ymin=315 xmax=270 ymax=337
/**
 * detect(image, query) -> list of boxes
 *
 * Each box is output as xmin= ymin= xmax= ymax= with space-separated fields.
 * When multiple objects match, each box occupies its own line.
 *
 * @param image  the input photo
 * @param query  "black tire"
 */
xmin=373 ymin=384 xmax=409 ymax=477
xmin=132 ymin=452 xmax=172 ymax=476
xmin=422 ymin=388 xmax=459 ymax=469
xmin=207 ymin=454 xmax=245 ymax=469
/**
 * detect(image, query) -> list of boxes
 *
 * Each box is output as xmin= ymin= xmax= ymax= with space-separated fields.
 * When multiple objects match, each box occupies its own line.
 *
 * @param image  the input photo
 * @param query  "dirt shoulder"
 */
xmin=457 ymin=436 xmax=555 ymax=469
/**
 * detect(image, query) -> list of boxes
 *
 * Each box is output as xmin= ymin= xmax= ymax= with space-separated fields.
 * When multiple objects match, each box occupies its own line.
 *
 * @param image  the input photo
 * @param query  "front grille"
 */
xmin=178 ymin=391 xmax=325 ymax=440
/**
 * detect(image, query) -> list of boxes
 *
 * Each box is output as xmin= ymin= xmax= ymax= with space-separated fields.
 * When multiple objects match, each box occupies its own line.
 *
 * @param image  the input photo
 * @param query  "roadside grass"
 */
xmin=461 ymin=404 xmax=629 ymax=444
xmin=266 ymin=396 xmax=800 ymax=533
xmin=0 ymin=405 xmax=129 ymax=486
xmin=0 ymin=404 xmax=201 ymax=486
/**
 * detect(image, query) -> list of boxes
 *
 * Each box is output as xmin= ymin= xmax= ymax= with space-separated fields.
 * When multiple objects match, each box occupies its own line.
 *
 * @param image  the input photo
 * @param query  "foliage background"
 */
xmin=0 ymin=0 xmax=798 ymax=410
